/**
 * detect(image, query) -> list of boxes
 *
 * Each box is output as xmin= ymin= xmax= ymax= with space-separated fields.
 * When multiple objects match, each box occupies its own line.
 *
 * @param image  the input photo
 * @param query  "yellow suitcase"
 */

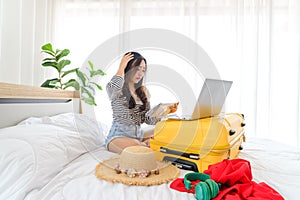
xmin=150 ymin=113 xmax=246 ymax=172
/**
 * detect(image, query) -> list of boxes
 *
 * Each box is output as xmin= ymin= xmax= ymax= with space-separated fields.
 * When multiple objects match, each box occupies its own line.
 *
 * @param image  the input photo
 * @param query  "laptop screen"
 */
xmin=191 ymin=78 xmax=232 ymax=119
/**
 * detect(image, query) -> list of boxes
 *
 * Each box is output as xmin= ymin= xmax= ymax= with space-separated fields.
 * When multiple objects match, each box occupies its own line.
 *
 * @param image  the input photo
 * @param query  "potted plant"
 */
xmin=40 ymin=43 xmax=105 ymax=106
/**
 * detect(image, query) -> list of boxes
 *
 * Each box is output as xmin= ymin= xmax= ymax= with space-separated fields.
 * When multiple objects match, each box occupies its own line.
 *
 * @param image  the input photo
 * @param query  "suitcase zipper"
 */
xmin=160 ymin=147 xmax=200 ymax=160
xmin=154 ymin=133 xmax=245 ymax=157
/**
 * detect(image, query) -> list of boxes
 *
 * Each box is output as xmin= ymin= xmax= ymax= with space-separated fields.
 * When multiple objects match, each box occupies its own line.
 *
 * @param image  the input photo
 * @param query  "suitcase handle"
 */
xmin=160 ymin=147 xmax=199 ymax=160
xmin=163 ymin=156 xmax=199 ymax=171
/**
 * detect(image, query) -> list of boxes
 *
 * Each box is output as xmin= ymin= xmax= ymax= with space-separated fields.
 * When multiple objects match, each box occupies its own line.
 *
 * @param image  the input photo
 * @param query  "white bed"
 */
xmin=0 ymin=82 xmax=299 ymax=200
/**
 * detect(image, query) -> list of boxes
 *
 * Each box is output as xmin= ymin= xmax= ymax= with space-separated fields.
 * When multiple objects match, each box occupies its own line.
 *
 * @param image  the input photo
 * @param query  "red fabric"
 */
xmin=213 ymin=182 xmax=284 ymax=200
xmin=204 ymin=158 xmax=252 ymax=186
xmin=170 ymin=159 xmax=284 ymax=200
xmin=204 ymin=158 xmax=284 ymax=200
xmin=170 ymin=178 xmax=201 ymax=193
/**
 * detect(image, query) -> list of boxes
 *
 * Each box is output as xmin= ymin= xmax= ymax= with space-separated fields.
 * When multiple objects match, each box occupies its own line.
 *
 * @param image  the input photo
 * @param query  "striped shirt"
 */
xmin=106 ymin=75 xmax=157 ymax=126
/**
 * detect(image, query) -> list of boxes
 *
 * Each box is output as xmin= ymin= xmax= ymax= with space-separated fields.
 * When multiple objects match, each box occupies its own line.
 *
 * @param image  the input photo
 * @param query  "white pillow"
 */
xmin=19 ymin=113 xmax=107 ymax=151
xmin=0 ymin=113 xmax=106 ymax=200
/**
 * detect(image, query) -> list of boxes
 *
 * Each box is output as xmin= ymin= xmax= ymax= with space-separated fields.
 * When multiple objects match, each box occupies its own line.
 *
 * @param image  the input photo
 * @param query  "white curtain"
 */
xmin=52 ymin=0 xmax=300 ymax=147
xmin=0 ymin=0 xmax=53 ymax=86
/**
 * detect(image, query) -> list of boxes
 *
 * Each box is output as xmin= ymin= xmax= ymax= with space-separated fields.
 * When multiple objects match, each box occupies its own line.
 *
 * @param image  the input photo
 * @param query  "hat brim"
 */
xmin=95 ymin=157 xmax=180 ymax=186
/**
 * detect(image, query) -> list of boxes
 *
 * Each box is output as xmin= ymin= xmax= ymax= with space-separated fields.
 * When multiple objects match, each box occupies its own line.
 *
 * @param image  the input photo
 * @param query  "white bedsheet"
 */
xmin=239 ymin=137 xmax=300 ymax=200
xmin=24 ymin=138 xmax=300 ymax=200
xmin=24 ymin=147 xmax=195 ymax=200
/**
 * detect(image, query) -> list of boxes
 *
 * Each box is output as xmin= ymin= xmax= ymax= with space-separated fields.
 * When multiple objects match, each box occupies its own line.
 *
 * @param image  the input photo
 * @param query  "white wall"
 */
xmin=0 ymin=0 xmax=52 ymax=86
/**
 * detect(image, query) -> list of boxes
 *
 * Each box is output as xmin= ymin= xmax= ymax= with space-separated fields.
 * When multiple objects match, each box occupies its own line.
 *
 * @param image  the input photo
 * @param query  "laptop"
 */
xmin=168 ymin=78 xmax=233 ymax=120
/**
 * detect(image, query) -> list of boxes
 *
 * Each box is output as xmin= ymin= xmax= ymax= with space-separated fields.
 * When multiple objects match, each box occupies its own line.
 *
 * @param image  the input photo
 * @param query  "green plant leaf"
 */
xmin=81 ymin=87 xmax=96 ymax=106
xmin=62 ymin=68 xmax=79 ymax=78
xmin=56 ymin=49 xmax=70 ymax=61
xmin=41 ymin=81 xmax=53 ymax=88
xmin=41 ymin=50 xmax=55 ymax=57
xmin=86 ymin=85 xmax=96 ymax=94
xmin=41 ymin=43 xmax=54 ymax=53
xmin=42 ymin=58 xmax=56 ymax=62
xmin=42 ymin=61 xmax=57 ymax=69
xmin=90 ymin=69 xmax=106 ymax=77
xmin=40 ymin=45 xmax=105 ymax=106
xmin=63 ymin=79 xmax=80 ymax=90
xmin=49 ymin=78 xmax=60 ymax=84
xmin=88 ymin=60 xmax=94 ymax=70
xmin=41 ymin=78 xmax=59 ymax=88
xmin=57 ymin=59 xmax=71 ymax=72
xmin=76 ymin=70 xmax=87 ymax=86
xmin=41 ymin=43 xmax=55 ymax=57
xmin=81 ymin=87 xmax=94 ymax=98
xmin=81 ymin=96 xmax=97 ymax=106
xmin=90 ymin=82 xmax=103 ymax=90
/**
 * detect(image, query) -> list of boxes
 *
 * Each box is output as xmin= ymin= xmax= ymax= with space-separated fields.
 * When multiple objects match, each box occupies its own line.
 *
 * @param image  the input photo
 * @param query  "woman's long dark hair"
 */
xmin=122 ymin=52 xmax=149 ymax=111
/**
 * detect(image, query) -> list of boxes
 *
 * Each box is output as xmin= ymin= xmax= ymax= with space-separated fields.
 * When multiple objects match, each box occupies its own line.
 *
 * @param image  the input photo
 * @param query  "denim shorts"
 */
xmin=105 ymin=121 xmax=144 ymax=150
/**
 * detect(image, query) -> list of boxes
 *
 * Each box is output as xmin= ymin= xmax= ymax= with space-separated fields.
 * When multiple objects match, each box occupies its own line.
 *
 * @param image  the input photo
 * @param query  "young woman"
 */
xmin=105 ymin=52 xmax=177 ymax=153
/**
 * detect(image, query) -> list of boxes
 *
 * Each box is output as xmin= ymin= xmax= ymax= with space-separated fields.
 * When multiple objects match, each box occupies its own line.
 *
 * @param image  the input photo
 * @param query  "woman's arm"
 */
xmin=143 ymin=87 xmax=159 ymax=125
xmin=106 ymin=53 xmax=134 ymax=99
xmin=144 ymin=115 xmax=160 ymax=125
xmin=144 ymin=102 xmax=179 ymax=125
xmin=106 ymin=75 xmax=124 ymax=99
xmin=116 ymin=53 xmax=134 ymax=77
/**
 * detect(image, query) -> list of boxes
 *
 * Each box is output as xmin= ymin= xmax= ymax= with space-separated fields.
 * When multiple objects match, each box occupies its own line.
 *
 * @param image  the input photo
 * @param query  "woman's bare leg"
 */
xmin=108 ymin=137 xmax=147 ymax=154
xmin=142 ymin=126 xmax=155 ymax=140
xmin=141 ymin=126 xmax=155 ymax=147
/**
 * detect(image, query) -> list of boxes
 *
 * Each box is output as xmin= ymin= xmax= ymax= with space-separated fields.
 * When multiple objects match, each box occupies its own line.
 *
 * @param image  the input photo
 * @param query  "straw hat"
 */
xmin=95 ymin=146 xmax=180 ymax=186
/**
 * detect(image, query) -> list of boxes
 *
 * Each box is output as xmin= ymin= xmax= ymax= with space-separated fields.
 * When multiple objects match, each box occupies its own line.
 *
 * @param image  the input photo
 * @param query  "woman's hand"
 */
xmin=116 ymin=53 xmax=134 ymax=76
xmin=165 ymin=102 xmax=179 ymax=115
xmin=169 ymin=102 xmax=179 ymax=113
xmin=159 ymin=102 xmax=179 ymax=117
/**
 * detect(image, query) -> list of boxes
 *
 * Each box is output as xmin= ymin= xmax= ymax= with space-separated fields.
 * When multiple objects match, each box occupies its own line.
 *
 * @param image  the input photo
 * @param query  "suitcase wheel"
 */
xmin=229 ymin=129 xmax=236 ymax=136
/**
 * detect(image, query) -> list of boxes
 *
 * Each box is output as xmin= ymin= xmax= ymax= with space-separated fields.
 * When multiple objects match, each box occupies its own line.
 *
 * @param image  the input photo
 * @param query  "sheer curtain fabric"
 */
xmin=52 ymin=0 xmax=300 ymax=147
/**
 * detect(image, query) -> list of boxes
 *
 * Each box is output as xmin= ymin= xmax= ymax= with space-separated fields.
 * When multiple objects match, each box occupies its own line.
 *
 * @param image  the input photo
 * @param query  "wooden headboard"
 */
xmin=0 ymin=82 xmax=81 ymax=128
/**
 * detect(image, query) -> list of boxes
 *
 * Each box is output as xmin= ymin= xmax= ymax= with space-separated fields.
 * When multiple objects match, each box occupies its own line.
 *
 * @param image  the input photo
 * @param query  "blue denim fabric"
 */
xmin=105 ymin=121 xmax=144 ymax=150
